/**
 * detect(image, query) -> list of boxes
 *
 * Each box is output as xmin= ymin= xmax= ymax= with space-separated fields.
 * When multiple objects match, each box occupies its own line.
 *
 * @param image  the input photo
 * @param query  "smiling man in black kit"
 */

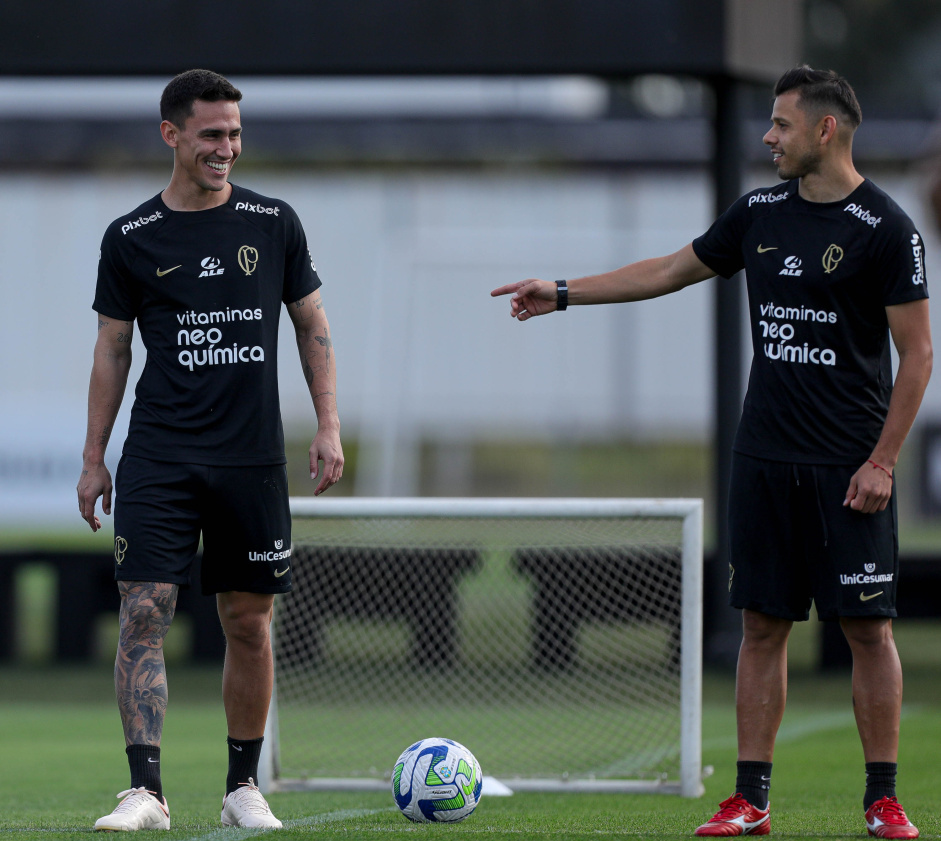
xmin=493 ymin=66 xmax=931 ymax=838
xmin=77 ymin=69 xmax=343 ymax=831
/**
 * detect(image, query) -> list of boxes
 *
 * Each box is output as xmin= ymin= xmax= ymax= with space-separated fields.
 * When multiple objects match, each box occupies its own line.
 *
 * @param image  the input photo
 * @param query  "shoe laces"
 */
xmin=113 ymin=788 xmax=159 ymax=813
xmin=712 ymin=793 xmax=752 ymax=821
xmin=229 ymin=778 xmax=274 ymax=815
xmin=871 ymin=797 xmax=909 ymax=825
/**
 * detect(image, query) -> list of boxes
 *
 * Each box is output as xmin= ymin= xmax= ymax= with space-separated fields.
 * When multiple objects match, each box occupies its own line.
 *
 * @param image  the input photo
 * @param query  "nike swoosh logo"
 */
xmin=156 ymin=265 xmax=182 ymax=276
xmin=860 ymin=591 xmax=884 ymax=602
xmin=757 ymin=245 xmax=778 ymax=253
xmin=147 ymin=758 xmax=159 ymax=763
xmin=232 ymin=745 xmax=243 ymax=752
xmin=274 ymin=567 xmax=289 ymax=578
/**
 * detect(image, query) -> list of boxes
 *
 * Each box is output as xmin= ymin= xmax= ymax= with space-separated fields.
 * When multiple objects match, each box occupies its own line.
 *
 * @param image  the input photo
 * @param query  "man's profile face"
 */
xmin=762 ymin=90 xmax=824 ymax=181
xmin=164 ymin=98 xmax=242 ymax=194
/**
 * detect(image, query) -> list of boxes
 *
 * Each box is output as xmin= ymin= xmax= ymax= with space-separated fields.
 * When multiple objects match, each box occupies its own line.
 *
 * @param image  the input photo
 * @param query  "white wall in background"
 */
xmin=1 ymin=167 xmax=936 ymax=519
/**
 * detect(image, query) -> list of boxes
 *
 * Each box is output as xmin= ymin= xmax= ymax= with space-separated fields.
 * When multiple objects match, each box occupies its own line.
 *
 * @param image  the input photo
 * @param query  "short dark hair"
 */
xmin=774 ymin=65 xmax=862 ymax=130
xmin=160 ymin=69 xmax=242 ymax=127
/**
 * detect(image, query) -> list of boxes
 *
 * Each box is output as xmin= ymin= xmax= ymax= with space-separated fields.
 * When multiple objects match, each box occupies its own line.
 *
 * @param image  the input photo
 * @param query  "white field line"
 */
xmin=180 ymin=808 xmax=390 ymax=841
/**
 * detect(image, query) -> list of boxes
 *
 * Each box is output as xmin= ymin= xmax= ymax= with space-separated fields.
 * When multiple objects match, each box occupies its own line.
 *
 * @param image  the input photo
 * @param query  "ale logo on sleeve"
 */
xmin=238 ymin=245 xmax=259 ymax=276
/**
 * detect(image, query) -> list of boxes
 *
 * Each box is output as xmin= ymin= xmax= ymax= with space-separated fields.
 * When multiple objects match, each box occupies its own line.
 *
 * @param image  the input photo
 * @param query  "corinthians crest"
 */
xmin=238 ymin=245 xmax=259 ymax=276
xmin=822 ymin=243 xmax=844 ymax=274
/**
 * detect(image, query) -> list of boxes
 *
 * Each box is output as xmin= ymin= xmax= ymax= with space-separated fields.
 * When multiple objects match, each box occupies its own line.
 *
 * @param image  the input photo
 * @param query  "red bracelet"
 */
xmin=867 ymin=459 xmax=893 ymax=481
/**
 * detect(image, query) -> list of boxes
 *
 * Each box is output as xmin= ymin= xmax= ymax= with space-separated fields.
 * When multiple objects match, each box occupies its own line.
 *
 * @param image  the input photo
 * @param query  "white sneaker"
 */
xmin=221 ymin=778 xmax=282 ymax=829
xmin=94 ymin=787 xmax=170 ymax=831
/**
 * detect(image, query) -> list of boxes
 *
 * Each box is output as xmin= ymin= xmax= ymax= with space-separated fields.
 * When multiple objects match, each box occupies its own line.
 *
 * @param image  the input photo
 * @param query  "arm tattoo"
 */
xmin=115 ymin=582 xmax=178 ymax=746
xmin=314 ymin=329 xmax=333 ymax=367
xmin=98 ymin=425 xmax=112 ymax=447
xmin=292 ymin=297 xmax=314 ymax=324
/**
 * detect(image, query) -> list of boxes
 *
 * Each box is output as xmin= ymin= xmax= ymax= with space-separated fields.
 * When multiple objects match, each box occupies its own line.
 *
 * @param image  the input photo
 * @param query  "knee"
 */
xmin=218 ymin=596 xmax=273 ymax=647
xmin=224 ymin=614 xmax=270 ymax=648
xmin=742 ymin=610 xmax=792 ymax=649
xmin=118 ymin=582 xmax=178 ymax=642
xmin=841 ymin=617 xmax=893 ymax=650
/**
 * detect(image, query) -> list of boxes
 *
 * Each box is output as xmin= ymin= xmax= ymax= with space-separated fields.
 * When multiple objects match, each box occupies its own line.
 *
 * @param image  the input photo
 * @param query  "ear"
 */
xmin=160 ymin=120 xmax=180 ymax=149
xmin=818 ymin=114 xmax=838 ymax=146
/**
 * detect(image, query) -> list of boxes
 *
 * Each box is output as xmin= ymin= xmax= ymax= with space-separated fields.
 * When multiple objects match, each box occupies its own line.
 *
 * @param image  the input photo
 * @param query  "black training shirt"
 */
xmin=693 ymin=178 xmax=928 ymax=464
xmin=94 ymin=184 xmax=321 ymax=465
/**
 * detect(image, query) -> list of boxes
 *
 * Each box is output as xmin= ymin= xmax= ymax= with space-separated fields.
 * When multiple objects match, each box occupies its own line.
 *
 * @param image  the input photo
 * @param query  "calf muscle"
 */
xmin=115 ymin=581 xmax=179 ymax=746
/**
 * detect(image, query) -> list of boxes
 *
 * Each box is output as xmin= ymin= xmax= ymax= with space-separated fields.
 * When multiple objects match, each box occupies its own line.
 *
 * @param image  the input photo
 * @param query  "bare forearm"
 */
xmin=78 ymin=316 xmax=133 ymax=530
xmin=570 ymin=257 xmax=680 ymax=304
xmin=569 ymin=245 xmax=714 ymax=305
xmin=305 ymin=361 xmax=339 ymax=431
xmin=83 ymin=351 xmax=131 ymax=463
xmin=292 ymin=297 xmax=339 ymax=430
xmin=300 ymin=336 xmax=339 ymax=429
xmin=492 ymin=244 xmax=715 ymax=320
xmin=870 ymin=349 xmax=932 ymax=469
xmin=288 ymin=292 xmax=344 ymax=492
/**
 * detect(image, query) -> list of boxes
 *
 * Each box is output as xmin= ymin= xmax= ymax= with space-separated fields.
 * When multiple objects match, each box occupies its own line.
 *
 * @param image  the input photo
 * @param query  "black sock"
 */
xmin=126 ymin=745 xmax=162 ymax=800
xmin=226 ymin=737 xmax=264 ymax=795
xmin=736 ymin=760 xmax=772 ymax=810
xmin=864 ymin=762 xmax=897 ymax=810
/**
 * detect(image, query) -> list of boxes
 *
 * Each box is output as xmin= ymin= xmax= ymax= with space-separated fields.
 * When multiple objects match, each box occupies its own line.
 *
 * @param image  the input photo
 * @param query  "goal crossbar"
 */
xmin=261 ymin=497 xmax=704 ymax=797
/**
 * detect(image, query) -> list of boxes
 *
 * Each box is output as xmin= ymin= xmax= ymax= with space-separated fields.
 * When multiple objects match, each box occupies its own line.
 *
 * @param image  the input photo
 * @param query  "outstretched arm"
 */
xmin=289 ymin=289 xmax=344 ymax=495
xmin=490 ymin=243 xmax=716 ymax=321
xmin=77 ymin=313 xmax=133 ymax=532
xmin=844 ymin=298 xmax=933 ymax=513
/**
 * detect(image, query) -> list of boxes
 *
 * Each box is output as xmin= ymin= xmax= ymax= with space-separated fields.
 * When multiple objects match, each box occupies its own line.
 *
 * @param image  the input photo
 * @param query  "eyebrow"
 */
xmin=197 ymin=126 xmax=242 ymax=135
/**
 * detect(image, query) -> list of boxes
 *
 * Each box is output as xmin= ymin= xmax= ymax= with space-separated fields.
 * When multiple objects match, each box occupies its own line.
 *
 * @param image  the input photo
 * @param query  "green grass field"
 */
xmin=3 ymin=652 xmax=941 ymax=840
xmin=6 ymin=467 xmax=941 ymax=839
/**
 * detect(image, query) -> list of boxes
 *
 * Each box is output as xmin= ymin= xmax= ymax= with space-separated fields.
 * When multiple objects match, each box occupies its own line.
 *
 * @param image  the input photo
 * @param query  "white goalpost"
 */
xmin=260 ymin=497 xmax=704 ymax=797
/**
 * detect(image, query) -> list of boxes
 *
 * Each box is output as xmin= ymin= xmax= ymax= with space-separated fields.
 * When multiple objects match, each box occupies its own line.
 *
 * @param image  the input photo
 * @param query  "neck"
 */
xmin=797 ymin=159 xmax=864 ymax=204
xmin=162 ymin=179 xmax=232 ymax=212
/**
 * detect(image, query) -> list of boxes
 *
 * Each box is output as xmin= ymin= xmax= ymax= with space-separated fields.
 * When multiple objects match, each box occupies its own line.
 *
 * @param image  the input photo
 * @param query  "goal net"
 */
xmin=261 ymin=497 xmax=704 ymax=797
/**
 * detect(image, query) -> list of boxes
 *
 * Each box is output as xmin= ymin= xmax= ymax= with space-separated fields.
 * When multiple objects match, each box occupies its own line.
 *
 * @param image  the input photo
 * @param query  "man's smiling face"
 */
xmin=763 ymin=90 xmax=824 ymax=182
xmin=166 ymin=98 xmax=242 ymax=195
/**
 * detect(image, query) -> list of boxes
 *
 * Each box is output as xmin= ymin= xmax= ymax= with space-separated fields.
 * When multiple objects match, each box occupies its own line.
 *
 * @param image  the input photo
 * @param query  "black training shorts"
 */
xmin=113 ymin=455 xmax=293 ymax=595
xmin=728 ymin=452 xmax=898 ymax=621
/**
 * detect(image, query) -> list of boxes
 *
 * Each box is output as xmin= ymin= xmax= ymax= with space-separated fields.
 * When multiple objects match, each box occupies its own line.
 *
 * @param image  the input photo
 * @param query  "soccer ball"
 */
xmin=391 ymin=737 xmax=483 ymax=823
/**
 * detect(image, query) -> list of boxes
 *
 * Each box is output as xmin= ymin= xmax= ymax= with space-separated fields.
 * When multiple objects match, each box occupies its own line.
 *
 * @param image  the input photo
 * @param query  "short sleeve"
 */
xmin=874 ymin=223 xmax=929 ymax=307
xmin=691 ymin=194 xmax=751 ymax=279
xmin=92 ymin=223 xmax=141 ymax=320
xmin=281 ymin=205 xmax=322 ymax=305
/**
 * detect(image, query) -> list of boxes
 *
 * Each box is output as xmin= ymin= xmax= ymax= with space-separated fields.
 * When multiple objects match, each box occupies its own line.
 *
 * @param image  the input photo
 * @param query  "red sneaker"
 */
xmin=695 ymin=793 xmax=770 ymax=836
xmin=865 ymin=796 xmax=919 ymax=839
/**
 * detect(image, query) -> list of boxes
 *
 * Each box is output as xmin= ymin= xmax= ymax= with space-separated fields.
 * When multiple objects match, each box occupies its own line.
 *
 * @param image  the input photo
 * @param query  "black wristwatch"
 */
xmin=555 ymin=280 xmax=568 ymax=311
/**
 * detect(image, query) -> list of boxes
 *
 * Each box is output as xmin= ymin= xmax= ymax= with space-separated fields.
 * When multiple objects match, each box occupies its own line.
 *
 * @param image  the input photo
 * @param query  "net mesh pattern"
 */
xmin=274 ymin=511 xmax=688 ymax=785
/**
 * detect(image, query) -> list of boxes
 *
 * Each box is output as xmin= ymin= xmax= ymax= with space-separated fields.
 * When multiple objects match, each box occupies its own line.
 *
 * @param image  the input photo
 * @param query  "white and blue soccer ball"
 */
xmin=392 ymin=737 xmax=483 ymax=823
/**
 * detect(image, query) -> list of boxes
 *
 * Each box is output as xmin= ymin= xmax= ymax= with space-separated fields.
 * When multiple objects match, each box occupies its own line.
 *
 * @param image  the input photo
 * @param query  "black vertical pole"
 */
xmin=706 ymin=74 xmax=746 ymax=667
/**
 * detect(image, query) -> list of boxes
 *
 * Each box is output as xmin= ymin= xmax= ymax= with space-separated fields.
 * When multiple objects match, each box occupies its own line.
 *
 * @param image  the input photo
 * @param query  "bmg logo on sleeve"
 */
xmin=911 ymin=234 xmax=925 ymax=285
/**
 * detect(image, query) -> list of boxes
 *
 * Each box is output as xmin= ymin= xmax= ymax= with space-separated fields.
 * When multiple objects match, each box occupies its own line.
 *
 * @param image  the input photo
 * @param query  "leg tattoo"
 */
xmin=115 ymin=582 xmax=178 ymax=746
